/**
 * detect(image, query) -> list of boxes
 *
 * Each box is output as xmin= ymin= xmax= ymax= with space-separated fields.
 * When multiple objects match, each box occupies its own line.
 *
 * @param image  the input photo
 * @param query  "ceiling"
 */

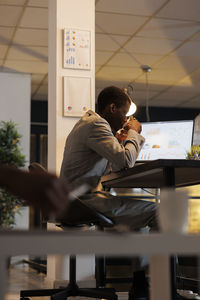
xmin=0 ymin=0 xmax=200 ymax=108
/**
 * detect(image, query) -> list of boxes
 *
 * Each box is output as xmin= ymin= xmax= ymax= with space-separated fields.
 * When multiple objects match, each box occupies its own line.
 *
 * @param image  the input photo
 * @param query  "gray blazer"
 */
xmin=60 ymin=110 xmax=145 ymax=190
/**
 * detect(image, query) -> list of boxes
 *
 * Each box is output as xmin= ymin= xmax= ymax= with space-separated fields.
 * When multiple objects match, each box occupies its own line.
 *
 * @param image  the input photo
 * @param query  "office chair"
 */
xmin=20 ymin=163 xmax=117 ymax=300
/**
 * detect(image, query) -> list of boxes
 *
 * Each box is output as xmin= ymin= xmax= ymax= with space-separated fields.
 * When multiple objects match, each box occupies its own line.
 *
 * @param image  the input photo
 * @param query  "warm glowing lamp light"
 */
xmin=123 ymin=87 xmax=137 ymax=116
xmin=126 ymin=101 xmax=137 ymax=116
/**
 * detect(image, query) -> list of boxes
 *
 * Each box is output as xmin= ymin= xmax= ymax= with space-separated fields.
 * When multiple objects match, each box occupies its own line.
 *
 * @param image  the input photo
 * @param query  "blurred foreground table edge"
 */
xmin=1 ymin=231 xmax=200 ymax=300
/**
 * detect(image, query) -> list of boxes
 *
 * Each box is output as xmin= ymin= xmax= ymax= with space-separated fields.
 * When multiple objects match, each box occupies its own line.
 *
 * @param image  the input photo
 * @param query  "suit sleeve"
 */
xmin=86 ymin=119 xmax=145 ymax=171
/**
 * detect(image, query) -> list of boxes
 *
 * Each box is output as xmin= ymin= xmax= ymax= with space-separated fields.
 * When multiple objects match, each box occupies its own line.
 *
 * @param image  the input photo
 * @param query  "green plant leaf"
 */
xmin=0 ymin=121 xmax=26 ymax=228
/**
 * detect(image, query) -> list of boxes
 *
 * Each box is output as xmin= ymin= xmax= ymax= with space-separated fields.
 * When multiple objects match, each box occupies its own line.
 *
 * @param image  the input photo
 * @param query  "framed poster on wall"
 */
xmin=63 ymin=76 xmax=91 ymax=117
xmin=63 ymin=28 xmax=91 ymax=70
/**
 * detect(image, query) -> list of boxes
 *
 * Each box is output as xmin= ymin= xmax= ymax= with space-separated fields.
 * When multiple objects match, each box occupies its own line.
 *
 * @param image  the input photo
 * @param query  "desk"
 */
xmin=1 ymin=231 xmax=200 ymax=300
xmin=101 ymin=159 xmax=200 ymax=300
xmin=101 ymin=159 xmax=200 ymax=189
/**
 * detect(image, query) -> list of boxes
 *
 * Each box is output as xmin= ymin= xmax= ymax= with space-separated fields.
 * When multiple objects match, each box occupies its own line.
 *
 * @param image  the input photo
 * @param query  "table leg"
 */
xmin=150 ymin=255 xmax=171 ymax=300
xmin=162 ymin=167 xmax=177 ymax=299
xmin=0 ymin=255 xmax=7 ymax=300
xmin=170 ymin=256 xmax=177 ymax=300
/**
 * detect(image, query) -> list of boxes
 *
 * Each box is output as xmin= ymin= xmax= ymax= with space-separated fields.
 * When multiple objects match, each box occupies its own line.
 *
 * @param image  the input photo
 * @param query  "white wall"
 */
xmin=48 ymin=0 xmax=95 ymax=174
xmin=47 ymin=0 xmax=95 ymax=286
xmin=0 ymin=72 xmax=31 ymax=166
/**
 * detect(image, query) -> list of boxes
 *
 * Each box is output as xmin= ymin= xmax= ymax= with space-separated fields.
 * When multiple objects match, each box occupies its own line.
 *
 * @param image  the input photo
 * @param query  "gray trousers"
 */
xmin=81 ymin=191 xmax=158 ymax=231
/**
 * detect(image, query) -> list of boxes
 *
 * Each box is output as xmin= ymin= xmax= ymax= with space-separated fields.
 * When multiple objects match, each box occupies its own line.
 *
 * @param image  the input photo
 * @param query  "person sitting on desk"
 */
xmin=60 ymin=86 xmax=158 ymax=231
xmin=60 ymin=86 xmax=156 ymax=299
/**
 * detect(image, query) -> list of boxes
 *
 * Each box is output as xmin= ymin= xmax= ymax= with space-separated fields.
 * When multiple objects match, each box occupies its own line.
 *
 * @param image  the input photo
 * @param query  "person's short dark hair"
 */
xmin=97 ymin=86 xmax=131 ymax=113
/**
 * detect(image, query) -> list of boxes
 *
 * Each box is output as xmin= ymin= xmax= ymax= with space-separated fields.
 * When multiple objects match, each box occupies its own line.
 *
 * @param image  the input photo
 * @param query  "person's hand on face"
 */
xmin=115 ymin=129 xmax=128 ymax=144
xmin=123 ymin=116 xmax=142 ymax=134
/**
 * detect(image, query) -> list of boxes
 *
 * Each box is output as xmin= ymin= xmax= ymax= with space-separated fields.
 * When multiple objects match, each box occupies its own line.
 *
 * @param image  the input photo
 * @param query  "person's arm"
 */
xmin=86 ymin=119 xmax=145 ymax=171
xmin=0 ymin=164 xmax=69 ymax=218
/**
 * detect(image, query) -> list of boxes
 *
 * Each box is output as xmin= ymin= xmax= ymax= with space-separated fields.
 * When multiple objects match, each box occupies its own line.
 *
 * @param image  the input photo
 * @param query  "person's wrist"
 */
xmin=127 ymin=126 xmax=136 ymax=132
xmin=127 ymin=127 xmax=141 ymax=134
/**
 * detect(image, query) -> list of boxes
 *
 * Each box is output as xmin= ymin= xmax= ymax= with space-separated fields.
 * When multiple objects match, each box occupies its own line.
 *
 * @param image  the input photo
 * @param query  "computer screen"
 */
xmin=137 ymin=120 xmax=194 ymax=161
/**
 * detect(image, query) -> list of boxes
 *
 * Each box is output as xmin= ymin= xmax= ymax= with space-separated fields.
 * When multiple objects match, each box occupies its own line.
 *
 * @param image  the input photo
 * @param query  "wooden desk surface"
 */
xmin=101 ymin=159 xmax=200 ymax=189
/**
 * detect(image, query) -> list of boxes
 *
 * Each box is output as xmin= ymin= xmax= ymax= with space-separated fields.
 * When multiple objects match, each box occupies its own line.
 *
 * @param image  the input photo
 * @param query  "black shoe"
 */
xmin=129 ymin=271 xmax=149 ymax=300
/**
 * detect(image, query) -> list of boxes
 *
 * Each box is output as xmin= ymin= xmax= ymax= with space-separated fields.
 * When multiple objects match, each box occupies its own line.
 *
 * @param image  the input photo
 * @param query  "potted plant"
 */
xmin=0 ymin=121 xmax=25 ymax=228
xmin=186 ymin=145 xmax=200 ymax=160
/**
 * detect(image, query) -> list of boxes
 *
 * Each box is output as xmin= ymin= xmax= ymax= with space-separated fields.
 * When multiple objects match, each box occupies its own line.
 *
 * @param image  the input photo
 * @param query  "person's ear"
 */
xmin=110 ymin=103 xmax=116 ymax=113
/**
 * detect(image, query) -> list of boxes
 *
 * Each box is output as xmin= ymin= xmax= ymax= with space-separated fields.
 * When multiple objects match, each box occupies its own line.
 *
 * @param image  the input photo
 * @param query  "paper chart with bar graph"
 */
xmin=63 ymin=28 xmax=90 ymax=70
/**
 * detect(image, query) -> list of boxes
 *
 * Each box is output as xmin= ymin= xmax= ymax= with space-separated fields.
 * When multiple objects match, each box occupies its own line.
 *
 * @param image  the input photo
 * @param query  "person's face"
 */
xmin=107 ymin=100 xmax=130 ymax=132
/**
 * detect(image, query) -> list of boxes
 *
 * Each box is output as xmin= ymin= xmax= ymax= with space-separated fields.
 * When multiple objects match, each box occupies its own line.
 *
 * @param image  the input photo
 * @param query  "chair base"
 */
xmin=128 ymin=289 xmax=149 ymax=300
xmin=20 ymin=284 xmax=118 ymax=300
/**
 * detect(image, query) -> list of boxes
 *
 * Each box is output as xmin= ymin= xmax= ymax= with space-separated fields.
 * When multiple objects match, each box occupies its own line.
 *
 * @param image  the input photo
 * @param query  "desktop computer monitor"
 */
xmin=137 ymin=120 xmax=194 ymax=161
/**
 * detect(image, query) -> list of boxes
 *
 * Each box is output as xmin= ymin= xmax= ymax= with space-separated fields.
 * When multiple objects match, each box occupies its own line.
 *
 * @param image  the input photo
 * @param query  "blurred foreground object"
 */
xmin=0 ymin=164 xmax=70 ymax=220
xmin=158 ymin=188 xmax=189 ymax=234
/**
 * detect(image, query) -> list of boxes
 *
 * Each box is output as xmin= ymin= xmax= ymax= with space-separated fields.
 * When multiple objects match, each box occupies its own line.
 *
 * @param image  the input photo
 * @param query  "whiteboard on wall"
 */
xmin=63 ymin=28 xmax=90 ymax=70
xmin=63 ymin=76 xmax=91 ymax=117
